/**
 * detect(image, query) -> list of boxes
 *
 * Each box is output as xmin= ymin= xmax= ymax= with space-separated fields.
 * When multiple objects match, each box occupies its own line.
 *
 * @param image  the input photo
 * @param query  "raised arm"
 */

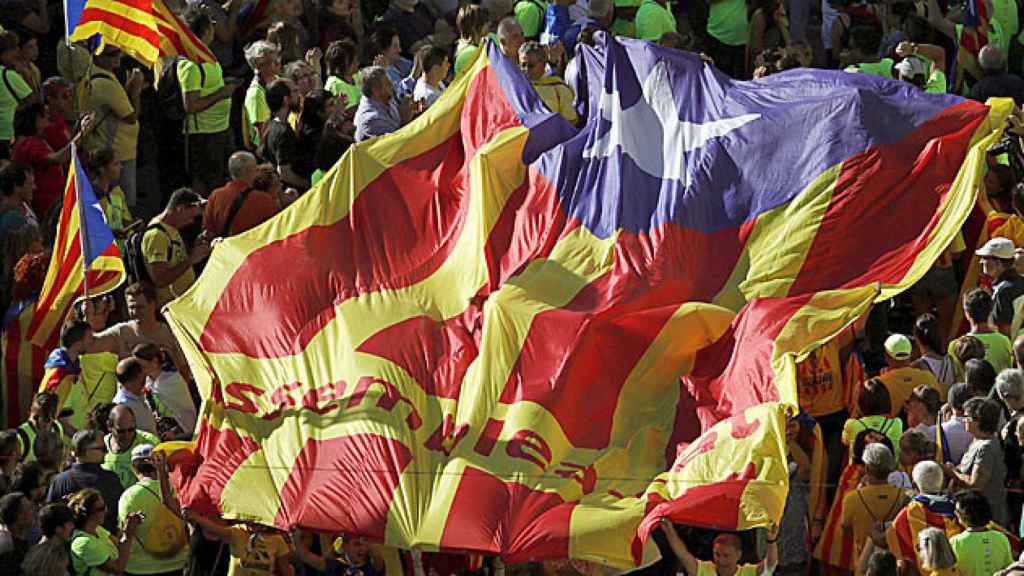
xmin=659 ymin=518 xmax=699 ymax=575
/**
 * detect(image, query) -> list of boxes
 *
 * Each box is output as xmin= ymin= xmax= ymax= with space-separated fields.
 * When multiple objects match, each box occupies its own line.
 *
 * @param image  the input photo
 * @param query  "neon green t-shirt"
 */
xmin=454 ymin=40 xmax=481 ymax=77
xmin=324 ymin=75 xmax=361 ymax=109
xmin=179 ymin=59 xmax=231 ymax=134
xmin=993 ymin=0 xmax=1019 ymax=42
xmin=613 ymin=17 xmax=637 ymax=37
xmin=970 ymin=331 xmax=1014 ymax=373
xmin=71 ymin=526 xmax=119 ymax=575
xmin=635 ymin=0 xmax=676 ymax=41
xmin=846 ymin=58 xmax=894 ymax=78
xmin=103 ymin=429 xmax=161 ymax=489
xmin=244 ymin=77 xmax=270 ymax=147
xmin=708 ymin=0 xmax=748 ymax=46
xmin=950 ymin=529 xmax=1013 ymax=576
xmin=0 ymin=67 xmax=31 ymax=141
xmin=119 ymin=478 xmax=190 ymax=573
xmin=515 ymin=0 xmax=547 ymax=38
xmin=926 ymin=68 xmax=948 ymax=93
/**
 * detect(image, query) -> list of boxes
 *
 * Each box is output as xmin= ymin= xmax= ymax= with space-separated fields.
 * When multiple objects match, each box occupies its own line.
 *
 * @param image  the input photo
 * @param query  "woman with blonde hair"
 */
xmin=243 ymin=40 xmax=282 ymax=150
xmin=917 ymin=527 xmax=960 ymax=575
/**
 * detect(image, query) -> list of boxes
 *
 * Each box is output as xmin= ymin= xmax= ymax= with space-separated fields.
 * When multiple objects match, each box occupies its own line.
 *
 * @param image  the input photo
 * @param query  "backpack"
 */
xmin=124 ymin=222 xmax=171 ymax=284
xmin=157 ymin=57 xmax=205 ymax=122
xmin=136 ymin=483 xmax=189 ymax=558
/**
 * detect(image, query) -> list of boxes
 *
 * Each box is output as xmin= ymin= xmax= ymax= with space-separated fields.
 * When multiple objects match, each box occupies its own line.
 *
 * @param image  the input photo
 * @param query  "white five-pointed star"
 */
xmin=582 ymin=62 xmax=760 ymax=185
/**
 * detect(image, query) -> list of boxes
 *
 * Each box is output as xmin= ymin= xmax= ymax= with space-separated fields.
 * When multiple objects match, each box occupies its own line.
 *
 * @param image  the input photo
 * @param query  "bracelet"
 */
xmin=766 ymin=538 xmax=778 ymax=543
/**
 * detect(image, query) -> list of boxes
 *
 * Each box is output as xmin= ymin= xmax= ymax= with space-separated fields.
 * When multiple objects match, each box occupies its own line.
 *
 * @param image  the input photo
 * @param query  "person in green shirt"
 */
xmin=635 ymin=0 xmax=676 ymax=41
xmin=950 ymin=490 xmax=1014 ymax=576
xmin=893 ymin=41 xmax=949 ymax=94
xmin=707 ymin=0 xmax=748 ymax=77
xmin=242 ymin=40 xmax=281 ymax=150
xmin=118 ymin=444 xmax=190 ymax=574
xmin=102 ymin=405 xmax=160 ymax=489
xmin=68 ymin=487 xmax=143 ymax=575
xmin=0 ymin=31 xmax=35 ymax=156
xmin=324 ymin=39 xmax=362 ymax=110
xmin=515 ymin=0 xmax=548 ymax=39
xmin=843 ymin=24 xmax=892 ymax=78
xmin=180 ymin=9 xmax=241 ymax=196
xmin=613 ymin=0 xmax=641 ymax=37
xmin=961 ymin=288 xmax=1015 ymax=373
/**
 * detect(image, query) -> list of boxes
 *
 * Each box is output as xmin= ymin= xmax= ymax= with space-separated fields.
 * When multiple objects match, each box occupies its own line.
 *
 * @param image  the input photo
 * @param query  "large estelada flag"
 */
xmin=162 ymin=37 xmax=1008 ymax=567
xmin=26 ymin=149 xmax=124 ymax=350
xmin=67 ymin=0 xmax=215 ymax=67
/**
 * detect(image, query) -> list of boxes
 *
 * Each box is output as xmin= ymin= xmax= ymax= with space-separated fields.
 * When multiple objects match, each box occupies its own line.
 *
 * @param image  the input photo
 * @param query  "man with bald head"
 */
xmin=498 ymin=17 xmax=526 ymax=60
xmin=970 ymin=45 xmax=1024 ymax=104
xmin=103 ymin=404 xmax=160 ymax=489
xmin=203 ymin=150 xmax=280 ymax=237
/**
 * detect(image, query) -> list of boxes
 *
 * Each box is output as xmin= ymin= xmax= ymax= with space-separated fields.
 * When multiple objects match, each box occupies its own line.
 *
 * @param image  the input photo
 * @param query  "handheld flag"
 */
xmin=27 ymin=147 xmax=124 ymax=349
xmin=69 ymin=0 xmax=215 ymax=67
xmin=163 ymin=37 xmax=1009 ymax=567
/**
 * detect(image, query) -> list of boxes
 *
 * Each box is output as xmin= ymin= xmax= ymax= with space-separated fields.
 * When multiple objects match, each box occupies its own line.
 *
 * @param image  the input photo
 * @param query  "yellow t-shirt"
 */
xmin=532 ymin=77 xmax=578 ymax=124
xmin=141 ymin=221 xmax=194 ymax=306
xmin=841 ymin=484 xmax=906 ymax=567
xmin=227 ymin=527 xmax=291 ymax=576
xmin=877 ymin=366 xmax=942 ymax=416
xmin=81 ymin=67 xmax=139 ymax=162
xmin=797 ymin=340 xmax=845 ymax=417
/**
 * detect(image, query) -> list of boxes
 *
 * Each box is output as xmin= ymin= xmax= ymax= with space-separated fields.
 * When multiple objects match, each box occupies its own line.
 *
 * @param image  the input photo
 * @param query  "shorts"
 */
xmin=910 ymin=265 xmax=958 ymax=299
xmin=187 ymin=130 xmax=233 ymax=193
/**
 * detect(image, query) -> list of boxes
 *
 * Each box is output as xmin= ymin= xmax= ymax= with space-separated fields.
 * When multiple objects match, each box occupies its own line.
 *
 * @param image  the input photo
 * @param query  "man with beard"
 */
xmin=141 ymin=188 xmax=211 ymax=307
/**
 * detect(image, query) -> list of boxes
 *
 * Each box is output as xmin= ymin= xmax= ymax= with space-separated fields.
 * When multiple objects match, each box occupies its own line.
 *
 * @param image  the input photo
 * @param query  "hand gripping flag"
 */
xmin=163 ymin=36 xmax=1010 ymax=568
xmin=68 ymin=0 xmax=215 ymax=67
xmin=26 ymin=148 xmax=124 ymax=350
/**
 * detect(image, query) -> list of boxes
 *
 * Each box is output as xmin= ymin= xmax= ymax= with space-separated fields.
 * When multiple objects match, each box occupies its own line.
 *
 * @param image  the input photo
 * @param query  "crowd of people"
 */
xmin=1 ymin=0 xmax=1024 ymax=572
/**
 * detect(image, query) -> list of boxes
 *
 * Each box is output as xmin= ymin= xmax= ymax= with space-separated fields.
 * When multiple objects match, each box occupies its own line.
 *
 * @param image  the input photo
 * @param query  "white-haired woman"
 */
xmin=917 ymin=527 xmax=960 ymax=576
xmin=243 ymin=40 xmax=282 ymax=150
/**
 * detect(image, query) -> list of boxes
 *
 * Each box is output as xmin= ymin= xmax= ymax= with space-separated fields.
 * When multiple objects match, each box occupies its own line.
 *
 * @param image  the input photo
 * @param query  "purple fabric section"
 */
xmin=539 ymin=35 xmax=965 ymax=238
xmin=482 ymin=40 xmax=577 ymax=163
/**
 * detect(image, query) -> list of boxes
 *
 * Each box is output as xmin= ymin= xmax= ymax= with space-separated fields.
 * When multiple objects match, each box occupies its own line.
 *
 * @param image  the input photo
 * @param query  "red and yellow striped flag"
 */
xmin=70 ymin=0 xmax=215 ymax=67
xmin=26 ymin=152 xmax=124 ymax=348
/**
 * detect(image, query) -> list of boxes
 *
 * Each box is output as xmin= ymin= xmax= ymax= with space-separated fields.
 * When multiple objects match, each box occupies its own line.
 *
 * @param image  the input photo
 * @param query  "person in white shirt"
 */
xmin=131 ymin=342 xmax=197 ymax=437
xmin=413 ymin=45 xmax=450 ymax=108
xmin=937 ymin=383 xmax=977 ymax=466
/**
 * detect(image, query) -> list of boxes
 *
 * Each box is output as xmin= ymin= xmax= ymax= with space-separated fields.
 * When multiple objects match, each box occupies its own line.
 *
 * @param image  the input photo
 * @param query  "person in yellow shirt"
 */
xmin=141 ymin=188 xmax=211 ymax=306
xmin=878 ymin=333 xmax=942 ymax=415
xmin=183 ymin=510 xmax=295 ymax=576
xmin=80 ymin=46 xmax=142 ymax=208
xmin=659 ymin=517 xmax=779 ymax=575
xmin=840 ymin=443 xmax=908 ymax=572
xmin=519 ymin=41 xmax=578 ymax=125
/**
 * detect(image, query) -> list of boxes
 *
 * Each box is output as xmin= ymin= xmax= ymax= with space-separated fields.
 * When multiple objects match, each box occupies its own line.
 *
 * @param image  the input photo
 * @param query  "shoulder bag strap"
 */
xmin=222 ymin=187 xmax=253 ymax=237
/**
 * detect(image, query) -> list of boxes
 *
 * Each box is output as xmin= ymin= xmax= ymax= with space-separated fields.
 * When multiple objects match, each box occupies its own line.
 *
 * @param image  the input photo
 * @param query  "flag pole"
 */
xmin=72 ymin=143 xmax=93 ymax=300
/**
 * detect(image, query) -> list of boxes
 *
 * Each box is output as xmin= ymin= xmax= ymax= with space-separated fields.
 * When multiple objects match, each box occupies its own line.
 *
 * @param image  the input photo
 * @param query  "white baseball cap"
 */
xmin=977 ymin=237 xmax=1016 ymax=260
